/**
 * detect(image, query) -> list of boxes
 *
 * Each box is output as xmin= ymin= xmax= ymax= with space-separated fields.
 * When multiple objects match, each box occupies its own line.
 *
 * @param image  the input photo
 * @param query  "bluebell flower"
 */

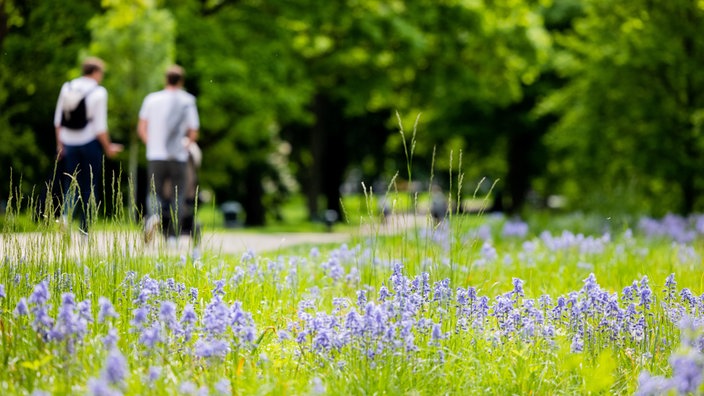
xmin=378 ymin=285 xmax=391 ymax=302
xmin=431 ymin=323 xmax=444 ymax=344
xmin=670 ymin=353 xmax=703 ymax=394
xmin=635 ymin=372 xmax=672 ymax=396
xmin=277 ymin=329 xmax=292 ymax=341
xmin=146 ymin=366 xmax=162 ymax=386
xmin=203 ymin=298 xmax=231 ymax=337
xmin=139 ymin=324 xmax=161 ymax=349
xmin=456 ymin=288 xmax=469 ymax=308
xmin=103 ymin=349 xmax=127 ymax=385
xmin=31 ymin=305 xmax=55 ymax=340
xmin=98 ymin=297 xmax=118 ymax=323
xmin=179 ymin=381 xmax=197 ymax=395
xmin=214 ymin=379 xmax=231 ymax=395
xmin=131 ymin=307 xmax=149 ymax=329
xmin=159 ymin=301 xmax=179 ymax=331
xmin=241 ymin=249 xmax=256 ymax=263
xmin=102 ymin=327 xmax=119 ymax=350
xmin=663 ymin=273 xmax=677 ymax=303
xmin=345 ymin=267 xmax=360 ymax=285
xmin=29 ymin=280 xmax=50 ymax=305
xmin=78 ymin=300 xmax=92 ymax=323
xmin=195 ymin=338 xmax=230 ymax=358
xmin=87 ymin=377 xmax=119 ymax=396
xmin=213 ymin=279 xmax=226 ymax=298
xmin=570 ymin=335 xmax=584 ymax=353
xmin=230 ymin=301 xmax=257 ymax=348
xmin=180 ymin=304 xmax=198 ymax=325
xmin=0 ymin=284 xmax=5 ymax=299
xmin=511 ymin=278 xmax=524 ymax=299
xmin=356 ymin=289 xmax=367 ymax=308
xmin=311 ymin=377 xmax=326 ymax=395
xmin=189 ymin=287 xmax=198 ymax=302
xmin=502 ymin=219 xmax=529 ymax=238
xmin=14 ymin=297 xmax=29 ymax=316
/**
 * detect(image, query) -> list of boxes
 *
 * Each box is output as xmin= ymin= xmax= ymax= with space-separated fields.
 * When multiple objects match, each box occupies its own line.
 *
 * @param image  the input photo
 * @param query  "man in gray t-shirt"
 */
xmin=138 ymin=65 xmax=200 ymax=242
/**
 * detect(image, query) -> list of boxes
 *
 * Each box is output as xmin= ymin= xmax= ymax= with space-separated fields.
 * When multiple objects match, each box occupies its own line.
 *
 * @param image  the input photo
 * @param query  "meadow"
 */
xmin=1 ymin=201 xmax=703 ymax=395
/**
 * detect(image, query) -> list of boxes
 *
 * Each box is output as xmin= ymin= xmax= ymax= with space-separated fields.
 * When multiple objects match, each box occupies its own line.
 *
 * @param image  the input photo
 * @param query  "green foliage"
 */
xmin=540 ymin=0 xmax=704 ymax=215
xmin=0 ymin=211 xmax=702 ymax=394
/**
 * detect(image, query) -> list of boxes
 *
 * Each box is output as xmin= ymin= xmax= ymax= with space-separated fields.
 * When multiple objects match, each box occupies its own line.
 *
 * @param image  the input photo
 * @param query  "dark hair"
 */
xmin=82 ymin=57 xmax=105 ymax=76
xmin=166 ymin=65 xmax=185 ymax=86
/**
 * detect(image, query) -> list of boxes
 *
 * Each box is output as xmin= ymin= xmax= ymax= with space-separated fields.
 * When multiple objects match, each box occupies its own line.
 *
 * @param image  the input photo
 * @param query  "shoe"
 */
xmin=144 ymin=215 xmax=161 ymax=243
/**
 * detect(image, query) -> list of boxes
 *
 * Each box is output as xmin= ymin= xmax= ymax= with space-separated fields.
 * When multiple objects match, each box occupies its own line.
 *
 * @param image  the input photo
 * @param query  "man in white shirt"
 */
xmin=53 ymin=57 xmax=123 ymax=234
xmin=138 ymin=65 xmax=200 ymax=242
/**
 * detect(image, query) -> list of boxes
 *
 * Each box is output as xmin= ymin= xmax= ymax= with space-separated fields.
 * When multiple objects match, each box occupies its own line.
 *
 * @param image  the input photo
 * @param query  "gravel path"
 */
xmin=0 ymin=214 xmax=429 ymax=261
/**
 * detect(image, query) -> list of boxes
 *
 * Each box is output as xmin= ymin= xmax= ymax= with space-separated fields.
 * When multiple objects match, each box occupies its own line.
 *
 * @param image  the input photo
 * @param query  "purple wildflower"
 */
xmin=214 ymin=379 xmax=231 ymax=395
xmin=512 ymin=278 xmax=524 ymax=299
xmin=179 ymin=381 xmax=197 ymax=395
xmin=87 ymin=377 xmax=118 ymax=396
xmin=430 ymin=323 xmax=444 ymax=345
xmin=213 ymin=279 xmax=226 ymax=298
xmin=98 ymin=297 xmax=118 ymax=323
xmin=139 ymin=324 xmax=161 ymax=349
xmin=194 ymin=338 xmax=230 ymax=358
xmin=0 ymin=284 xmax=5 ymax=299
xmin=502 ymin=219 xmax=529 ymax=238
xmin=311 ymin=377 xmax=326 ymax=395
xmin=103 ymin=349 xmax=127 ymax=385
xmin=203 ymin=298 xmax=231 ymax=337
xmin=189 ymin=287 xmax=198 ymax=302
xmin=670 ymin=353 xmax=703 ymax=394
xmin=29 ymin=280 xmax=50 ymax=305
xmin=230 ymin=301 xmax=257 ymax=348
xmin=102 ymin=327 xmax=119 ymax=350
xmin=159 ymin=301 xmax=179 ymax=331
xmin=131 ymin=307 xmax=149 ymax=329
xmin=14 ymin=297 xmax=29 ymax=316
xmin=571 ymin=335 xmax=584 ymax=353
xmin=146 ymin=366 xmax=162 ymax=385
xmin=356 ymin=289 xmax=367 ymax=308
xmin=376 ymin=284 xmax=392 ymax=302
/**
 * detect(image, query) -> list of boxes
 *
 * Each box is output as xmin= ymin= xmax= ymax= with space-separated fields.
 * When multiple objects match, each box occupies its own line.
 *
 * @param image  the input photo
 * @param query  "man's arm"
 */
xmin=96 ymin=131 xmax=123 ymax=158
xmin=186 ymin=128 xmax=198 ymax=144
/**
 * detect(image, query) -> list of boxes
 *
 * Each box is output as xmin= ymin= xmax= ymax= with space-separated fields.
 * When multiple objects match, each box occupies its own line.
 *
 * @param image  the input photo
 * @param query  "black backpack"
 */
xmin=60 ymin=83 xmax=97 ymax=129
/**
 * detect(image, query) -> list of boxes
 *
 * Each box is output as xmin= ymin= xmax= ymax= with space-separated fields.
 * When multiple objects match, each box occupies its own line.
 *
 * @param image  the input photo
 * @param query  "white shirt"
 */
xmin=139 ymin=89 xmax=199 ymax=162
xmin=53 ymin=76 xmax=108 ymax=146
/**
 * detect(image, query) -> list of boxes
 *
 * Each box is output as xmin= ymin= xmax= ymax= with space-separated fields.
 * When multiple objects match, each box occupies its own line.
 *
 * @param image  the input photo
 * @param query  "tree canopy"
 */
xmin=2 ymin=0 xmax=704 ymax=223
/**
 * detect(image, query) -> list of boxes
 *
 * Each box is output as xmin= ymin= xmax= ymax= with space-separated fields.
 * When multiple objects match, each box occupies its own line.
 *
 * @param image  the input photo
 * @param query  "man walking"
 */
xmin=138 ymin=65 xmax=200 ymax=243
xmin=54 ymin=56 xmax=122 ymax=234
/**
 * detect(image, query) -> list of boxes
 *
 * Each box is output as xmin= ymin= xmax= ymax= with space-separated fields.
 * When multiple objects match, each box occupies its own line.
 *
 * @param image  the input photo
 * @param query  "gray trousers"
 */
xmin=146 ymin=160 xmax=187 ymax=237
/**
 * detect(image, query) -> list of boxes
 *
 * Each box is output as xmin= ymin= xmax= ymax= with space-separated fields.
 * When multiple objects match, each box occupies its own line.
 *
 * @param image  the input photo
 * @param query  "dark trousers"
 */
xmin=62 ymin=139 xmax=104 ymax=232
xmin=146 ymin=160 xmax=186 ymax=237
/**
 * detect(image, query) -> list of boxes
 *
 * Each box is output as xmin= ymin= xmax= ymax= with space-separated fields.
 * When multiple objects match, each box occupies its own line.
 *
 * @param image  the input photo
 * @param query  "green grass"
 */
xmin=1 ymin=168 xmax=702 ymax=395
xmin=1 ymin=204 xmax=702 ymax=394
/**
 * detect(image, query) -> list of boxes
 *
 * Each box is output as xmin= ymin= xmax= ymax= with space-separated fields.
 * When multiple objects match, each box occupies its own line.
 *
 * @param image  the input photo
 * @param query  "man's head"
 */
xmin=82 ymin=57 xmax=105 ymax=82
xmin=166 ymin=65 xmax=185 ymax=87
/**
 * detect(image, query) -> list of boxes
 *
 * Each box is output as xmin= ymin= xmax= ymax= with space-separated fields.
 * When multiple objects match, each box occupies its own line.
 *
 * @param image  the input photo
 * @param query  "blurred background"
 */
xmin=1 ymin=0 xmax=703 ymax=227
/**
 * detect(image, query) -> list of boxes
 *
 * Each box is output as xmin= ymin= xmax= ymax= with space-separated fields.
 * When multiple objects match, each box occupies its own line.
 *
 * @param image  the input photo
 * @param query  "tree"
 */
xmin=88 ymin=0 xmax=176 ymax=220
xmin=0 ymin=0 xmax=100 ymax=209
xmin=167 ymin=0 xmax=312 ymax=225
xmin=540 ymin=0 xmax=704 ymax=214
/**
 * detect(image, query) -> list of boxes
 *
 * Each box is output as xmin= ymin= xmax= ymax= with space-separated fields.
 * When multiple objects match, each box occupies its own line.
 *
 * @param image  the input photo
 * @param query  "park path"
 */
xmin=0 ymin=214 xmax=430 ymax=261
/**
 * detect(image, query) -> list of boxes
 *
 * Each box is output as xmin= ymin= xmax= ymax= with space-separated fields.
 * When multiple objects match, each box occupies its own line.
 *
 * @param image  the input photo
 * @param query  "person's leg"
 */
xmin=146 ymin=161 xmax=169 ymax=239
xmin=61 ymin=145 xmax=81 ymax=225
xmin=164 ymin=161 xmax=187 ymax=238
xmin=77 ymin=140 xmax=104 ymax=233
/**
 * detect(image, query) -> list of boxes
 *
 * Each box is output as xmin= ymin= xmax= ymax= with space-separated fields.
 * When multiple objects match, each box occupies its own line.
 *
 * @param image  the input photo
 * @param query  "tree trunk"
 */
xmin=242 ymin=164 xmax=265 ymax=226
